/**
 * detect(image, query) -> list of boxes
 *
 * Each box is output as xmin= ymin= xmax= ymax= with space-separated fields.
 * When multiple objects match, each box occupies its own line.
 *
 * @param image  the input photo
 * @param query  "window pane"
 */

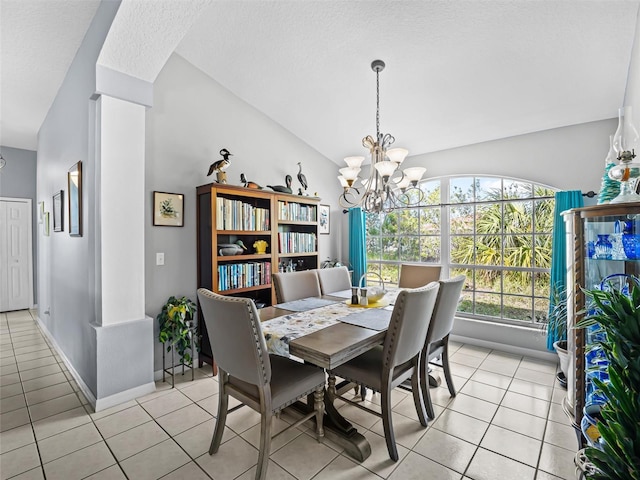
xmin=534 ymin=185 xmax=556 ymax=198
xmin=420 ymin=237 xmax=441 ymax=262
xmin=476 ymin=204 xmax=502 ymax=234
xmin=476 ymin=235 xmax=502 ymax=266
xmin=476 ymin=177 xmax=502 ymax=202
xmin=534 ymin=271 xmax=551 ymax=298
xmin=476 ymin=269 xmax=501 ymax=292
xmin=534 ymin=199 xmax=554 ymax=233
xmin=367 ymin=263 xmax=381 ymax=278
xmin=398 ymin=209 xmax=419 ymax=235
xmin=381 ymin=212 xmax=398 ymax=234
xmin=400 ymin=236 xmax=420 ymax=261
xmin=451 ymin=267 xmax=474 ymax=291
xmin=420 ymin=208 xmax=440 ymax=234
xmin=504 ymin=295 xmax=533 ymax=322
xmin=450 ymin=235 xmax=475 ymax=264
xmin=504 ymin=180 xmax=533 ymax=199
xmin=504 ymin=201 xmax=533 ymax=234
xmin=420 ymin=180 xmax=441 ymax=205
xmin=504 ymin=271 xmax=532 ymax=295
xmin=475 ymin=293 xmax=501 ymax=317
xmin=504 ymin=234 xmax=532 ymax=267
xmin=367 ymin=236 xmax=381 ymax=261
xmin=380 ymin=264 xmax=399 ymax=284
xmin=366 ymin=213 xmax=382 ymax=235
xmin=450 ymin=177 xmax=474 ymax=203
xmin=458 ymin=291 xmax=474 ymax=313
xmin=382 ymin=237 xmax=399 ymax=261
xmin=534 ymin=235 xmax=552 ymax=269
xmin=450 ymin=205 xmax=474 ymax=234
xmin=534 ymin=297 xmax=550 ymax=324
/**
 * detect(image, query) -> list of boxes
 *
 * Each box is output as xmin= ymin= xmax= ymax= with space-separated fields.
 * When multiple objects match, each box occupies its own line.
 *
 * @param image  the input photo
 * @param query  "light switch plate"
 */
xmin=156 ymin=252 xmax=165 ymax=265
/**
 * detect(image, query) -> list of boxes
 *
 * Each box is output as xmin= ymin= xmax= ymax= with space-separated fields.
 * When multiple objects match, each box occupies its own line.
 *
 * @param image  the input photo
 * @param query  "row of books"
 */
xmin=278 ymin=232 xmax=317 ymax=254
xmin=277 ymin=201 xmax=317 ymax=222
xmin=217 ymin=262 xmax=272 ymax=291
xmin=216 ymin=197 xmax=270 ymax=231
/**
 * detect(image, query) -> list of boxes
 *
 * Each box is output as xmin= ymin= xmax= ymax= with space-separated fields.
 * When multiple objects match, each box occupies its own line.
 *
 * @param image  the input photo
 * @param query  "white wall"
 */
xmin=624 ymin=8 xmax=640 ymax=121
xmin=145 ymin=53 xmax=344 ymax=369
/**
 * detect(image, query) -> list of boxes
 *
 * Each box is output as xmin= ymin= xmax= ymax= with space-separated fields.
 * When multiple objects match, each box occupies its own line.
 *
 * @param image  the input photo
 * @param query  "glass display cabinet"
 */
xmin=562 ymin=202 xmax=640 ymax=446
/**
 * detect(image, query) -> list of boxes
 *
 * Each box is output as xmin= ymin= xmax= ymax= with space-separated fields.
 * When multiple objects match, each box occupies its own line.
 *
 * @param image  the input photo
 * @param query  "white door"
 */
xmin=0 ymin=199 xmax=33 ymax=312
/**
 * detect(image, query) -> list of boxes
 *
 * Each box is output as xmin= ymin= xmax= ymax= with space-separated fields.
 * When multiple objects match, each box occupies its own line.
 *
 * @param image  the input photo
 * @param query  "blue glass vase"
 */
xmin=594 ymin=234 xmax=612 ymax=259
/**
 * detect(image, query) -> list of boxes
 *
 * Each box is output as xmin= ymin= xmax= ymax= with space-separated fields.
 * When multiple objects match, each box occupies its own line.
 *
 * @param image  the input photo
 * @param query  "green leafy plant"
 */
xmin=576 ymin=283 xmax=640 ymax=479
xmin=157 ymin=296 xmax=197 ymax=365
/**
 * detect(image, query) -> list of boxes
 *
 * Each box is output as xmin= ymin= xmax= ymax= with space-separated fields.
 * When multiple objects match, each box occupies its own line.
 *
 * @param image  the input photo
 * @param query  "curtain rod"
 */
xmin=342 ymin=190 xmax=597 ymax=213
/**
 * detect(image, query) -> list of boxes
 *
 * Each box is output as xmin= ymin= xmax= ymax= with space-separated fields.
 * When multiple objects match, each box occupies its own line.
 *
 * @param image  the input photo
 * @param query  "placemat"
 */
xmin=274 ymin=297 xmax=339 ymax=312
xmin=326 ymin=289 xmax=353 ymax=299
xmin=338 ymin=308 xmax=393 ymax=331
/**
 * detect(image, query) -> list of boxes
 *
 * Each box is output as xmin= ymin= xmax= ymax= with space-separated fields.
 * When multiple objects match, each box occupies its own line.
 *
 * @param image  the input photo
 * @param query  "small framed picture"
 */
xmin=153 ymin=191 xmax=184 ymax=227
xmin=53 ymin=190 xmax=64 ymax=232
xmin=44 ymin=212 xmax=50 ymax=236
xmin=319 ymin=204 xmax=330 ymax=234
xmin=38 ymin=201 xmax=45 ymax=224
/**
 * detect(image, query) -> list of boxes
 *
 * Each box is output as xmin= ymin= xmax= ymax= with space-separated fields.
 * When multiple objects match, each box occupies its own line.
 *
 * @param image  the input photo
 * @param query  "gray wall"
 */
xmin=0 ymin=146 xmax=38 ymax=303
xmin=36 ymin=0 xmax=121 ymax=396
xmin=145 ymin=53 xmax=344 ymax=371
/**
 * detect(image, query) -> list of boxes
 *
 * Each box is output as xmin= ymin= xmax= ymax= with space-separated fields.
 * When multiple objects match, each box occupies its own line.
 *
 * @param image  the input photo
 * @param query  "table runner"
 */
xmin=274 ymin=297 xmax=340 ymax=312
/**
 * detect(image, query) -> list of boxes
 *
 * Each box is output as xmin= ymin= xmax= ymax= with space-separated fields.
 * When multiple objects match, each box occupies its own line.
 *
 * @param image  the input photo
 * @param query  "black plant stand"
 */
xmin=162 ymin=323 xmax=196 ymax=388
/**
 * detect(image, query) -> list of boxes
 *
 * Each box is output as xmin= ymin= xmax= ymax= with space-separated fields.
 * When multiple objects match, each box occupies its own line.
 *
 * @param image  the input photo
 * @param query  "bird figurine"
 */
xmin=267 ymin=175 xmax=293 ymax=194
xmin=297 ymin=162 xmax=308 ymax=194
xmin=218 ymin=239 xmax=247 ymax=256
xmin=240 ymin=173 xmax=262 ymax=189
xmin=207 ymin=148 xmax=233 ymax=183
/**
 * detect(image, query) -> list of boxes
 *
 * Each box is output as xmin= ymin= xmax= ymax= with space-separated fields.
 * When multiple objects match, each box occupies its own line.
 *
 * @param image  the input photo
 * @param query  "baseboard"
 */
xmin=94 ymin=382 xmax=156 ymax=411
xmin=450 ymin=334 xmax=558 ymax=362
xmin=35 ymin=316 xmax=98 ymax=409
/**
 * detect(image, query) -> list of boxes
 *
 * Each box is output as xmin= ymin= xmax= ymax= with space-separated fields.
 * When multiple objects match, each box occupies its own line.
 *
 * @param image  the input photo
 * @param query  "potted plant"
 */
xmin=157 ymin=295 xmax=198 ymax=366
xmin=575 ymin=282 xmax=640 ymax=479
xmin=540 ymin=286 xmax=569 ymax=382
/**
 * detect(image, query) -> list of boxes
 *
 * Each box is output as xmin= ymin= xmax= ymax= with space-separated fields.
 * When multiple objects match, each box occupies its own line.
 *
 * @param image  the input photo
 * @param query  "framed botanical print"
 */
xmin=153 ymin=191 xmax=184 ymax=227
xmin=319 ymin=204 xmax=330 ymax=234
xmin=68 ymin=161 xmax=82 ymax=237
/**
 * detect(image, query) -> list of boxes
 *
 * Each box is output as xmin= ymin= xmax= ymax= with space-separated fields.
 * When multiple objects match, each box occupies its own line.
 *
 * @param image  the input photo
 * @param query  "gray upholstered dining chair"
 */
xmin=420 ymin=274 xmax=466 ymax=419
xmin=197 ymin=288 xmax=326 ymax=480
xmin=316 ymin=266 xmax=352 ymax=294
xmin=398 ymin=263 xmax=442 ymax=288
xmin=272 ymin=270 xmax=322 ymax=303
xmin=328 ymin=282 xmax=440 ymax=461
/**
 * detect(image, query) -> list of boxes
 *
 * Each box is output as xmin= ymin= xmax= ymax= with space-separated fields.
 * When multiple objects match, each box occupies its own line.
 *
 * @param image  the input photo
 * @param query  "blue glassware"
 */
xmin=594 ymin=234 xmax=612 ymax=259
xmin=622 ymin=233 xmax=640 ymax=259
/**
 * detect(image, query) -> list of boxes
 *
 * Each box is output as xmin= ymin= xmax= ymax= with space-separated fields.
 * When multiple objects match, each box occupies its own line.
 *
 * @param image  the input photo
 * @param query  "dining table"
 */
xmin=256 ymin=289 xmax=408 ymax=461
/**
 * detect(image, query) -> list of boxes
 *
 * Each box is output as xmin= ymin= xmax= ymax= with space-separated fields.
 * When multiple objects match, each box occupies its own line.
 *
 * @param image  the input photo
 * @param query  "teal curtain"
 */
xmin=547 ymin=190 xmax=584 ymax=350
xmin=349 ymin=207 xmax=367 ymax=286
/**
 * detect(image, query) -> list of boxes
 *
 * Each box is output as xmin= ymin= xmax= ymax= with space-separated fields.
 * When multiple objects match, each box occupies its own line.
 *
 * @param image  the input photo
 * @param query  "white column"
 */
xmin=97 ymin=94 xmax=145 ymax=325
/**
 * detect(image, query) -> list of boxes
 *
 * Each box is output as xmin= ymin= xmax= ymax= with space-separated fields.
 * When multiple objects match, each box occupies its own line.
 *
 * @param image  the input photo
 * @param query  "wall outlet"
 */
xmin=156 ymin=252 xmax=165 ymax=266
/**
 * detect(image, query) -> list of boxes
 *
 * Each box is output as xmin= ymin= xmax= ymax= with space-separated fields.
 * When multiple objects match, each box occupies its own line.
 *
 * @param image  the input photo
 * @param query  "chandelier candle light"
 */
xmin=338 ymin=60 xmax=426 ymax=214
xmin=608 ymin=106 xmax=640 ymax=204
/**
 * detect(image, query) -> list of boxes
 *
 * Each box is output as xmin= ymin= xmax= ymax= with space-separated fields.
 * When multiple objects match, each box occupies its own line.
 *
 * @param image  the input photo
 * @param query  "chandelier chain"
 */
xmin=376 ymin=69 xmax=380 ymax=139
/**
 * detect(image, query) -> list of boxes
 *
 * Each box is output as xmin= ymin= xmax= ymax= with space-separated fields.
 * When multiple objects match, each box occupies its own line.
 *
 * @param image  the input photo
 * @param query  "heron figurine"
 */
xmin=267 ymin=175 xmax=293 ymax=194
xmin=240 ymin=173 xmax=262 ymax=189
xmin=297 ymin=162 xmax=308 ymax=194
xmin=207 ymin=148 xmax=233 ymax=183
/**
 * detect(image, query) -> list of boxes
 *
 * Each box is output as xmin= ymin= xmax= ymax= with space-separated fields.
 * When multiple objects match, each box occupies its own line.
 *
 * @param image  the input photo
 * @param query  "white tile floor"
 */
xmin=0 ymin=310 xmax=579 ymax=479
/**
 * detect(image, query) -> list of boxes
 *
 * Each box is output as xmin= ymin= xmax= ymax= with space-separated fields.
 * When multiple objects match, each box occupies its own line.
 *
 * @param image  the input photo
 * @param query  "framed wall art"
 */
xmin=68 ymin=161 xmax=82 ymax=237
xmin=319 ymin=204 xmax=330 ymax=234
xmin=153 ymin=191 xmax=184 ymax=227
xmin=44 ymin=212 xmax=50 ymax=236
xmin=53 ymin=190 xmax=64 ymax=232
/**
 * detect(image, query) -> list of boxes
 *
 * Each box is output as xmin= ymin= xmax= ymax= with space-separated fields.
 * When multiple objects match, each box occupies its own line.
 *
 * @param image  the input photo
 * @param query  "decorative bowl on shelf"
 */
xmin=622 ymin=233 xmax=640 ymax=259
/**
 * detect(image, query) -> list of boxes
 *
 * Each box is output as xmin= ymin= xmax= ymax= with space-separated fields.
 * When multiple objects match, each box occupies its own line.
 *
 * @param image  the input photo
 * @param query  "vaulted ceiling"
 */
xmin=2 ymin=0 xmax=639 ymax=165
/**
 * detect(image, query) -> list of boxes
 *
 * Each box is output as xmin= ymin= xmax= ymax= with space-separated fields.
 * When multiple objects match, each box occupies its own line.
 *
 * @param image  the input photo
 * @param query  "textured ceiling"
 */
xmin=2 ymin=0 xmax=639 ymax=161
xmin=1 ymin=0 xmax=100 ymax=150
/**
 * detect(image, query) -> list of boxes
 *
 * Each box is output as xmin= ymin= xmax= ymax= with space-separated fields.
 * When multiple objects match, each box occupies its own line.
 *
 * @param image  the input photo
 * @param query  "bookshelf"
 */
xmin=196 ymin=183 xmax=320 ymax=368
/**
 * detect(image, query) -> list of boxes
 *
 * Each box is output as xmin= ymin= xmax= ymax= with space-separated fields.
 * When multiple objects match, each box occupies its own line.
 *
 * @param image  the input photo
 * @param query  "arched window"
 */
xmin=365 ymin=175 xmax=556 ymax=325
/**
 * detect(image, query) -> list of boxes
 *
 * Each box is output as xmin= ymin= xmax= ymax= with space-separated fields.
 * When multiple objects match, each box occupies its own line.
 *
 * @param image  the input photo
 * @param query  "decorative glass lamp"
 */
xmin=608 ymin=106 xmax=640 ymax=204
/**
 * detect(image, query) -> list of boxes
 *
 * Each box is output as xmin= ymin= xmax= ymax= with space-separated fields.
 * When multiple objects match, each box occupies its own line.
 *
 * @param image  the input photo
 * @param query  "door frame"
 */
xmin=0 ymin=197 xmax=34 ymax=310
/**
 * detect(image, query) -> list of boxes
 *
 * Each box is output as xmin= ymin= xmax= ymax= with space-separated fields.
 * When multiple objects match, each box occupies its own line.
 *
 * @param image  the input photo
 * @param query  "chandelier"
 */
xmin=337 ymin=60 xmax=425 ymax=214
